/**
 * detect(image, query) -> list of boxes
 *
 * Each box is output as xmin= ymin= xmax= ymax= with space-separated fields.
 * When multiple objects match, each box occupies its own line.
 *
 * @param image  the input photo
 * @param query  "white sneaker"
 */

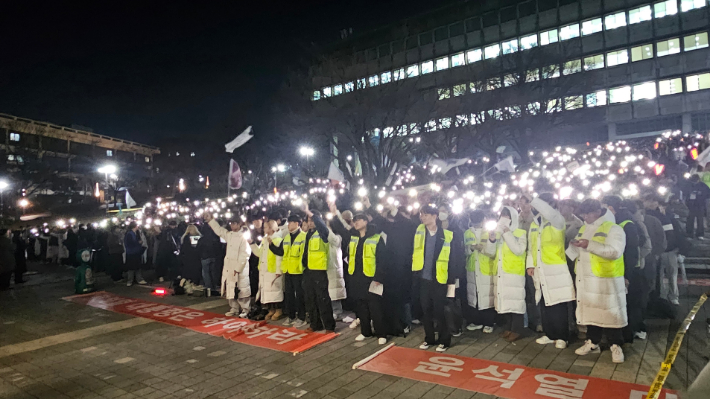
xmin=126 ymin=281 xmax=133 ymax=287
xmin=293 ymin=319 xmax=307 ymax=328
xmin=634 ymin=331 xmax=647 ymax=340
xmin=536 ymin=336 xmax=555 ymax=345
xmin=158 ymin=277 xmax=164 ymax=282
xmin=611 ymin=344 xmax=625 ymax=363
xmin=555 ymin=340 xmax=568 ymax=349
xmin=419 ymin=342 xmax=430 ymax=350
xmin=225 ymin=310 xmax=238 ymax=317
xmin=436 ymin=344 xmax=449 ymax=353
xmin=403 ymin=326 xmax=411 ymax=334
xmin=238 ymin=311 xmax=248 ymax=318
xmin=378 ymin=338 xmax=387 ymax=345
xmin=349 ymin=318 xmax=360 ymax=329
xmin=355 ymin=334 xmax=367 ymax=342
xmin=283 ymin=318 xmax=293 ymax=326
xmin=575 ymin=340 xmax=600 ymax=356
xmin=466 ymin=323 xmax=483 ymax=331
xmin=138 ymin=280 xmax=148 ymax=285
xmin=452 ymin=330 xmax=462 ymax=337
xmin=483 ymin=326 xmax=494 ymax=334
xmin=671 ymin=299 xmax=680 ymax=306
xmin=412 ymin=319 xmax=421 ymax=325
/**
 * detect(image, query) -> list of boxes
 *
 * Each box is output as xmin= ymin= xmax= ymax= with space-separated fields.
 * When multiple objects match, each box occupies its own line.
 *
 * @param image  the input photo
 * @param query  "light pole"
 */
xmin=271 ymin=164 xmax=286 ymax=190
xmin=299 ymin=146 xmax=315 ymax=163
xmin=18 ymin=198 xmax=29 ymax=215
xmin=0 ymin=180 xmax=8 ymax=217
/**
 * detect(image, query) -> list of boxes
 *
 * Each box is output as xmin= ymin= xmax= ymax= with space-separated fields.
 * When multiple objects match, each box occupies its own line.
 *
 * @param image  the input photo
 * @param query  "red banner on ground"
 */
xmin=64 ymin=291 xmax=336 ymax=354
xmin=355 ymin=345 xmax=678 ymax=399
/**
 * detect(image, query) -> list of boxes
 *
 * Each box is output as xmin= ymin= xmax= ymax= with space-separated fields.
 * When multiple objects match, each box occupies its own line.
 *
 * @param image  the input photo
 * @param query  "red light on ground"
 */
xmin=154 ymin=288 xmax=166 ymax=295
xmin=654 ymin=164 xmax=665 ymax=175
xmin=691 ymin=148 xmax=699 ymax=160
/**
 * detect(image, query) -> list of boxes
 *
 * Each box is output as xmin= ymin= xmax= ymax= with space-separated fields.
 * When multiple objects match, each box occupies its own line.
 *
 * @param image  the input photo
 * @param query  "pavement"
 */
xmin=0 ymin=262 xmax=708 ymax=399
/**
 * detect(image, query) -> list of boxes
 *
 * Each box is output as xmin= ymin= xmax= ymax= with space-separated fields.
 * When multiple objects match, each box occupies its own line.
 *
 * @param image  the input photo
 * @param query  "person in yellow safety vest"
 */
xmin=524 ymin=192 xmax=576 ymax=349
xmin=252 ymin=220 xmax=284 ymax=321
xmin=301 ymin=204 xmax=336 ymax=333
xmin=463 ymin=210 xmax=497 ymax=334
xmin=414 ymin=205 xmax=462 ymax=353
xmin=568 ymin=199 xmax=627 ymax=364
xmin=268 ymin=214 xmax=307 ymax=327
xmin=483 ymin=206 xmax=527 ymax=343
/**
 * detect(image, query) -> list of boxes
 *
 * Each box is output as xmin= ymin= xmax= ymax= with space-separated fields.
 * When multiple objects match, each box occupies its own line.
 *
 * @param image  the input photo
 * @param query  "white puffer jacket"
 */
xmin=566 ymin=210 xmax=628 ymax=328
xmin=327 ymin=229 xmax=347 ymax=300
xmin=252 ymin=235 xmax=284 ymax=304
xmin=208 ymin=220 xmax=251 ymax=300
xmin=526 ymin=198 xmax=576 ymax=306
xmin=465 ymin=227 xmax=495 ymax=310
xmin=484 ymin=207 xmax=527 ymax=315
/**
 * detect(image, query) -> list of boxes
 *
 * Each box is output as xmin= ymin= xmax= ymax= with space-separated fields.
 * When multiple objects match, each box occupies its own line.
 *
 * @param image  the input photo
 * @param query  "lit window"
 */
xmin=322 ymin=87 xmax=332 ymax=97
xmin=421 ymin=60 xmax=434 ymax=74
xmin=333 ymin=84 xmax=343 ymax=95
xmin=383 ymin=127 xmax=394 ymax=138
xmin=9 ymin=133 xmax=20 ymax=142
xmin=565 ymin=96 xmax=584 ymax=110
xmin=439 ymin=118 xmax=452 ymax=129
xmin=633 ymin=81 xmax=657 ymax=100
xmin=542 ymin=65 xmax=560 ymax=79
xmin=629 ymin=5 xmax=653 ymax=24
xmin=435 ymin=57 xmax=449 ymax=71
xmin=582 ymin=18 xmax=603 ymax=36
xmin=657 ymin=38 xmax=681 ymax=56
xmin=631 ymin=44 xmax=654 ymax=61
xmin=684 ymin=32 xmax=709 ymax=51
xmin=506 ymin=106 xmax=522 ymax=118
xmin=526 ymin=69 xmax=540 ymax=82
xmin=425 ymin=120 xmax=437 ymax=132
xmin=190 ymin=152 xmax=196 ymax=157
xmin=527 ymin=102 xmax=541 ymax=115
xmin=470 ymin=81 xmax=483 ymax=93
xmin=504 ymin=74 xmax=517 ymax=87
xmin=145 ymin=157 xmax=150 ymax=163
xmin=470 ymin=112 xmax=485 ymax=124
xmin=546 ymin=99 xmax=561 ymax=113
xmin=609 ymin=86 xmax=632 ymax=103
xmin=453 ymin=84 xmax=467 ymax=96
xmin=345 ymin=82 xmax=354 ymax=92
xmin=501 ymin=39 xmax=518 ymax=54
xmin=687 ymin=73 xmax=710 ymax=91
xmin=381 ymin=72 xmax=392 ymax=84
xmin=488 ymin=109 xmax=503 ymax=120
xmin=520 ymin=34 xmax=538 ymax=49
xmin=655 ymin=0 xmax=678 ymax=17
xmin=583 ymin=54 xmax=605 ymax=70
xmin=107 ymin=150 xmax=113 ymax=157
xmin=486 ymin=77 xmax=501 ymax=91
xmin=559 ymin=23 xmax=580 ymax=40
xmin=484 ymin=44 xmax=500 ymax=59
xmin=7 ymin=155 xmax=23 ymax=164
xmin=604 ymin=12 xmax=627 ymax=30
xmin=451 ymin=53 xmax=465 ymax=67
xmin=438 ymin=88 xmax=451 ymax=100
xmin=406 ymin=64 xmax=419 ymax=78
xmin=409 ymin=123 xmax=421 ymax=134
xmin=681 ymin=0 xmax=706 ymax=12
xmin=606 ymin=49 xmax=629 ymax=67
xmin=368 ymin=75 xmax=379 ymax=87
xmin=563 ymin=59 xmax=582 ymax=75
xmin=455 ymin=114 xmax=469 ymax=127
xmin=357 ymin=78 xmax=366 ymax=89
xmin=659 ymin=78 xmax=683 ymax=95
xmin=313 ymin=91 xmax=321 ymax=101
xmin=393 ymin=68 xmax=405 ymax=81
xmin=175 ymin=152 xmax=180 ymax=156
xmin=586 ymin=90 xmax=607 ymax=107
xmin=466 ymin=48 xmax=482 ymax=63
xmin=540 ymin=29 xmax=559 ymax=46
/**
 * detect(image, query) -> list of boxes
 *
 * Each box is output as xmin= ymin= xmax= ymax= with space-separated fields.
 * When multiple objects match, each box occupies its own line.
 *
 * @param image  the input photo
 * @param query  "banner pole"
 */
xmin=352 ymin=343 xmax=395 ymax=369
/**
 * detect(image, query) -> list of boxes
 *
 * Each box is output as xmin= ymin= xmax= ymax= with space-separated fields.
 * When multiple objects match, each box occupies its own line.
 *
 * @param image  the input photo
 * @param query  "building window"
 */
xmin=106 ymin=150 xmax=113 ymax=157
xmin=488 ymin=109 xmax=503 ymax=120
xmin=322 ymin=87 xmax=332 ymax=97
xmin=312 ymin=91 xmax=321 ymax=101
xmin=9 ymin=133 xmax=20 ymax=142
xmin=546 ymin=99 xmax=561 ymax=113
xmin=486 ymin=77 xmax=501 ymax=91
xmin=582 ymin=18 xmax=603 ymax=36
xmin=470 ymin=81 xmax=483 ymax=93
xmin=455 ymin=114 xmax=469 ymax=127
xmin=7 ymin=155 xmax=24 ymax=165
xmin=439 ymin=118 xmax=452 ymax=129
xmin=633 ymin=81 xmax=657 ymax=100
xmin=421 ymin=60 xmax=434 ymax=74
xmin=333 ymin=84 xmax=343 ymax=96
xmin=503 ymin=74 xmax=517 ymax=87
xmin=542 ymin=65 xmax=560 ymax=79
xmin=606 ymin=49 xmax=629 ymax=67
xmin=605 ymin=12 xmax=627 ymax=30
xmin=631 ymin=44 xmax=654 ymax=61
xmin=540 ymin=28 xmax=559 ymax=46
xmin=145 ymin=156 xmax=150 ymax=163
xmin=657 ymin=38 xmax=681 ymax=56
xmin=424 ymin=120 xmax=437 ymax=132
xmin=520 ymin=34 xmax=538 ymax=49
xmin=681 ymin=0 xmax=706 ymax=12
xmin=659 ymin=78 xmax=683 ymax=95
xmin=453 ymin=84 xmax=466 ymax=96
xmin=583 ymin=54 xmax=605 ymax=70
xmin=393 ymin=68 xmax=405 ymax=81
xmin=435 ymin=57 xmax=449 ymax=71
xmin=501 ymin=39 xmax=518 ymax=54
xmin=190 ymin=152 xmax=196 ymax=157
xmin=437 ymin=88 xmax=451 ymax=100
xmin=381 ymin=72 xmax=392 ymax=84
xmin=406 ymin=64 xmax=419 ymax=78
xmin=687 ymin=73 xmax=710 ymax=91
xmin=655 ymin=0 xmax=678 ymax=17
xmin=506 ymin=106 xmax=522 ymax=118
xmin=466 ymin=48 xmax=482 ymax=63
xmin=357 ymin=78 xmax=366 ymax=89
xmin=559 ymin=23 xmax=580 ymax=40
xmin=586 ymin=90 xmax=608 ymax=107
xmin=451 ymin=52 xmax=465 ymax=67
xmin=684 ymin=32 xmax=709 ymax=51
xmin=629 ymin=5 xmax=653 ymax=24
xmin=368 ymin=75 xmax=379 ymax=87
xmin=526 ymin=69 xmax=540 ymax=82
xmin=609 ymin=86 xmax=632 ymax=103
xmin=565 ymin=95 xmax=584 ymax=110
xmin=527 ymin=102 xmax=541 ymax=115
xmin=484 ymin=44 xmax=500 ymax=59
xmin=563 ymin=59 xmax=582 ymax=75
xmin=345 ymin=82 xmax=354 ymax=92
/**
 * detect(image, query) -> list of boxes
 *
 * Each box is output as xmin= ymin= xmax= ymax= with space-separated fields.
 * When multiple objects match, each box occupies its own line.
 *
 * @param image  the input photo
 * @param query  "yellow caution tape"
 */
xmin=646 ymin=292 xmax=709 ymax=399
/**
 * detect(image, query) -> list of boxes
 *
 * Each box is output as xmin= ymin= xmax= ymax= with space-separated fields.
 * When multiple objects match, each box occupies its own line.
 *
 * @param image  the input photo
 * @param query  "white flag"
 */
xmin=225 ymin=126 xmax=254 ymax=153
xmin=125 ymin=190 xmax=137 ymax=208
xmin=493 ymin=156 xmax=516 ymax=173
xmin=696 ymin=146 xmax=710 ymax=167
xmin=429 ymin=157 xmax=470 ymax=174
xmin=328 ymin=161 xmax=345 ymax=182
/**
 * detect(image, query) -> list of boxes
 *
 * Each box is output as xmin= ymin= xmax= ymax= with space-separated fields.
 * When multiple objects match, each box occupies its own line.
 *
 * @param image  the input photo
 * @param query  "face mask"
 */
xmin=439 ymin=212 xmax=449 ymax=221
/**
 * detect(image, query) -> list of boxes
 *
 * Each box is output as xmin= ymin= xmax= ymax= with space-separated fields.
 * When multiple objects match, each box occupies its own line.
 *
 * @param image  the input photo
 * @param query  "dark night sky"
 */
xmin=1 ymin=0 xmax=459 ymax=145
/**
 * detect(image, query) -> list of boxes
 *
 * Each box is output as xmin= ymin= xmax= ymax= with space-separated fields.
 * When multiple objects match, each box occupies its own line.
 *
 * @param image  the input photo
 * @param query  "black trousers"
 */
xmin=525 ymin=274 xmax=541 ymax=328
xmin=500 ymin=313 xmax=525 ymax=334
xmin=470 ymin=307 xmax=496 ymax=327
xmin=284 ymin=273 xmax=306 ymax=320
xmin=623 ymin=269 xmax=646 ymax=342
xmin=0 ymin=272 xmax=11 ymax=290
xmin=108 ymin=253 xmax=124 ymax=281
xmin=686 ymin=207 xmax=705 ymax=237
xmin=587 ymin=325 xmax=624 ymax=346
xmin=420 ymin=279 xmax=451 ymax=346
xmin=540 ymin=295 xmax=571 ymax=341
xmin=356 ymin=294 xmax=387 ymax=338
xmin=303 ymin=270 xmax=335 ymax=331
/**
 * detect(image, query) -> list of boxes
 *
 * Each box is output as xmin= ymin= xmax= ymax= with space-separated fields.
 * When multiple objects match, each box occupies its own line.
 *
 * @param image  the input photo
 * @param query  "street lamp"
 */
xmin=97 ymin=165 xmax=118 ymax=212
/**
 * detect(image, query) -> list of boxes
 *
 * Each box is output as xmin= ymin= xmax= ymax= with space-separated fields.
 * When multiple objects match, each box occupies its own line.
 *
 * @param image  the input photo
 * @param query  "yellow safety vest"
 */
xmin=576 ymin=222 xmax=624 ymax=278
xmin=282 ymin=231 xmax=306 ymax=274
xmin=261 ymin=237 xmax=282 ymax=273
xmin=529 ymin=219 xmax=566 ymax=267
xmin=497 ymin=229 xmax=526 ymax=276
xmin=618 ymin=220 xmax=640 ymax=268
xmin=464 ymin=229 xmax=476 ymax=272
xmin=478 ymin=231 xmax=498 ymax=276
xmin=412 ymin=224 xmax=453 ymax=284
xmin=348 ymin=234 xmax=381 ymax=277
xmin=307 ymin=231 xmax=329 ymax=271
